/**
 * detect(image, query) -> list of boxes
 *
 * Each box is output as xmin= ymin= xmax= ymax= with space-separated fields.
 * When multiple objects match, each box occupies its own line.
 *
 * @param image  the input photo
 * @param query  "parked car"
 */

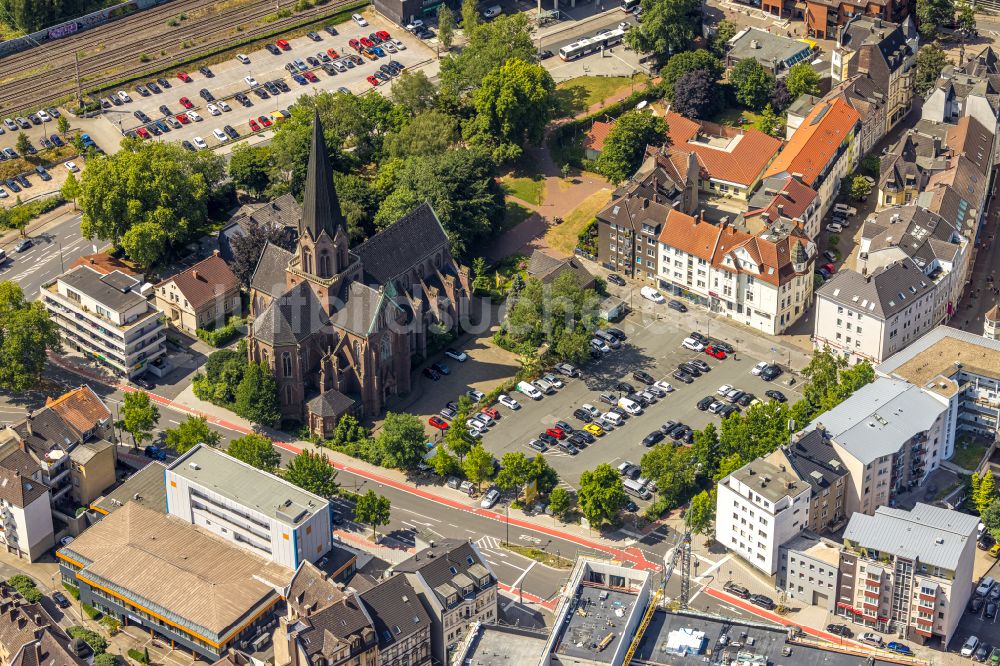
xmin=667 ymin=299 xmax=687 ymax=312
xmin=860 ymin=632 xmax=883 ymax=647
xmin=886 ymin=642 xmax=912 ymax=656
xmin=963 ymin=636 xmax=981 ymax=657
xmin=445 ymin=348 xmax=468 ymax=362
xmin=723 ymin=582 xmax=751 ymax=599
xmin=428 ymin=416 xmax=448 ymax=430
xmin=480 ymin=488 xmax=500 ymax=508
xmin=749 ymin=594 xmax=774 ymax=610
xmin=52 ymin=591 xmax=70 ymax=608
xmin=640 ymin=286 xmax=666 ymax=303
xmin=826 ymin=624 xmax=852 ymax=638
xmin=497 ymin=394 xmax=520 ymax=410
xmin=607 ymin=273 xmax=626 ymax=286
xmin=144 ymin=445 xmax=167 ymax=461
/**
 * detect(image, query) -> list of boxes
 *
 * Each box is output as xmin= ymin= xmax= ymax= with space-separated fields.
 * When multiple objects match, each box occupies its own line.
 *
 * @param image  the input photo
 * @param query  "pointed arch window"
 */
xmin=320 ymin=251 xmax=331 ymax=277
xmin=303 ymin=248 xmax=313 ymax=274
xmin=380 ymin=335 xmax=392 ymax=366
xmin=282 ymin=352 xmax=293 ymax=378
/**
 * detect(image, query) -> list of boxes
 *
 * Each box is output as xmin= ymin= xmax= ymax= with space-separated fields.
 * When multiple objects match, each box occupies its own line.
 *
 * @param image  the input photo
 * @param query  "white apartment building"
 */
xmin=813 ymin=260 xmax=937 ymax=364
xmin=41 ymin=265 xmax=165 ymax=380
xmin=838 ymin=503 xmax=977 ymax=645
xmin=656 ymin=210 xmax=815 ymax=335
xmin=716 ymin=458 xmax=812 ymax=575
xmin=166 ymin=444 xmax=332 ymax=570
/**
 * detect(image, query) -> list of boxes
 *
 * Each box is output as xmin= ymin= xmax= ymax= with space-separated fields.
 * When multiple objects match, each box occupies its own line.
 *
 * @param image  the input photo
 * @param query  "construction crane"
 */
xmin=621 ymin=529 xmax=692 ymax=665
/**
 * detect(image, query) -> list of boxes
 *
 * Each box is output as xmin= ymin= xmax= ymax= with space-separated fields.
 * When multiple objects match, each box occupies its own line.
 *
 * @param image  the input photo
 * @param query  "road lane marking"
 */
xmin=510 ymin=560 xmax=536 ymax=590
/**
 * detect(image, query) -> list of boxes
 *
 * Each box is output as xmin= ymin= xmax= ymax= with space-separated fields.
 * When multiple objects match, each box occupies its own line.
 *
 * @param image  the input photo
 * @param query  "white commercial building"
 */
xmin=166 ymin=444 xmax=332 ymax=570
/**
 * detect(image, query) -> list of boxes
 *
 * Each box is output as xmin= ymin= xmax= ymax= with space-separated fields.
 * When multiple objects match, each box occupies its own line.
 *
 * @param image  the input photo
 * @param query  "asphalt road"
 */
xmin=0 ymin=213 xmax=90 ymax=299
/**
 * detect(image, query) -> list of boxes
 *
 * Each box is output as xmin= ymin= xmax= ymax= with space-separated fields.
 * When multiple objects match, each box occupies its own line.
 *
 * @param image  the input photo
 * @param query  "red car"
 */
xmin=705 ymin=346 xmax=727 ymax=360
xmin=348 ymin=38 xmax=361 ymax=51
xmin=179 ymin=97 xmax=193 ymax=109
xmin=258 ymin=115 xmax=272 ymax=127
xmin=303 ymin=70 xmax=318 ymax=82
xmin=249 ymin=118 xmax=261 ymax=132
xmin=327 ymin=48 xmax=339 ymax=58
xmin=276 ymin=39 xmax=290 ymax=50
xmin=360 ymin=37 xmax=374 ymax=48
xmin=367 ymin=75 xmax=379 ymax=86
xmin=375 ymin=30 xmax=390 ymax=41
xmin=428 ymin=416 xmax=449 ymax=430
xmin=175 ymin=113 xmax=190 ymax=124
xmin=135 ymin=126 xmax=150 ymax=139
xmin=177 ymin=72 xmax=191 ymax=82
xmin=481 ymin=407 xmax=499 ymax=419
xmin=822 ymin=262 xmax=836 ymax=274
xmin=545 ymin=427 xmax=566 ymax=440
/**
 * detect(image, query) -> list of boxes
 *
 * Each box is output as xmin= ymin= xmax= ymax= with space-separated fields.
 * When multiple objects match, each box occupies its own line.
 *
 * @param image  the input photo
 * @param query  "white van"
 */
xmin=623 ymin=478 xmax=651 ymax=500
xmin=517 ymin=380 xmax=543 ymax=400
xmin=618 ymin=397 xmax=642 ymax=415
xmin=603 ymin=411 xmax=624 ymax=427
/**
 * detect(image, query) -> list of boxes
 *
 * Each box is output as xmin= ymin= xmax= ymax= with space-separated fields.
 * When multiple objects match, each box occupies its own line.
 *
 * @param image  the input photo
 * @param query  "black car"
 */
xmin=22 ymin=141 xmax=35 ymax=155
xmin=986 ymin=601 xmax=997 ymax=619
xmin=672 ymin=369 xmax=693 ymax=384
xmin=633 ymin=370 xmax=654 ymax=385
xmin=554 ymin=420 xmax=574 ymax=434
xmin=266 ymin=43 xmax=281 ymax=55
xmin=254 ymin=87 xmax=270 ymax=99
xmin=158 ymin=104 xmax=171 ymax=116
xmin=431 ymin=362 xmax=450 ymax=375
xmin=619 ymin=463 xmax=640 ymax=479
xmin=265 ymin=81 xmax=281 ymax=95
xmin=750 ymin=594 xmax=775 ymax=610
xmin=678 ymin=363 xmax=701 ymax=377
xmin=670 ymin=426 xmax=691 ymax=442
xmin=765 ymin=389 xmax=787 ymax=402
xmin=422 ymin=367 xmax=440 ymax=380
xmin=181 ymin=140 xmax=195 ymax=151
xmin=324 ymin=24 xmax=338 ymax=35
xmin=624 ymin=499 xmax=639 ymax=512
xmin=14 ymin=174 xmax=29 ymax=188
xmin=711 ymin=340 xmax=735 ymax=354
xmin=199 ymin=88 xmax=215 ymax=102
xmin=234 ymin=92 xmax=252 ymax=107
xmin=761 ymin=365 xmax=783 ymax=381
xmin=539 ymin=432 xmax=558 ymax=446
xmin=609 ymin=406 xmax=627 ymax=419
xmin=696 ymin=396 xmax=714 ymax=411
xmin=573 ymin=408 xmax=592 ymax=423
xmin=52 ymin=591 xmax=70 ymax=608
xmin=724 ymin=581 xmax=751 ymax=599
xmin=826 ymin=624 xmax=852 ymax=638
xmin=35 ymin=166 xmax=50 ymax=181
xmin=616 ymin=381 xmax=636 ymax=394
xmin=970 ymin=597 xmax=985 ymax=613
xmin=135 ymin=84 xmax=150 ymax=96
xmin=307 ymin=31 xmax=322 ymax=41
xmin=975 ymin=643 xmax=992 ymax=662
xmin=538 ymin=49 xmax=554 ymax=59
xmin=50 ymin=134 xmax=63 ymax=147
xmin=13 ymin=238 xmax=30 ymax=251
xmin=307 ymin=56 xmax=320 ymax=67
xmin=157 ymin=77 xmax=171 ymax=89
xmin=5 ymin=179 xmax=20 ymax=193
xmin=607 ymin=273 xmax=626 ymax=286
xmin=606 ymin=327 xmax=627 ymax=341
xmin=642 ymin=431 xmax=664 ymax=447
xmin=690 ymin=331 xmax=709 ymax=344
xmin=133 ymin=110 xmax=150 ymax=122
xmin=147 ymin=81 xmax=161 ymax=94
xmin=576 ymin=430 xmax=595 ymax=443
xmin=629 ymin=392 xmax=650 ymax=407
xmin=737 ymin=393 xmax=755 ymax=407
xmin=668 ymin=299 xmax=687 ymax=312
xmin=275 ymin=79 xmax=290 ymax=92
xmin=199 ymin=66 xmax=214 ymax=77
xmin=568 ymin=432 xmax=588 ymax=449
xmin=223 ymin=125 xmax=239 ymax=139
xmin=718 ymin=404 xmax=739 ymax=418
xmin=380 ymin=63 xmax=395 ymax=76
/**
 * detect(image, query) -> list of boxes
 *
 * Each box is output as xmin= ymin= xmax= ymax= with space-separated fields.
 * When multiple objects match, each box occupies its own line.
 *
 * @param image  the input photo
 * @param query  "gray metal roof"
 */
xmin=728 ymin=27 xmax=812 ymax=70
xmin=816 ymin=260 xmax=933 ymax=320
xmin=167 ymin=444 xmax=329 ymax=526
xmin=58 ymin=266 xmax=146 ymax=313
xmin=806 ymin=378 xmax=946 ymax=465
xmin=844 ymin=503 xmax=979 ymax=570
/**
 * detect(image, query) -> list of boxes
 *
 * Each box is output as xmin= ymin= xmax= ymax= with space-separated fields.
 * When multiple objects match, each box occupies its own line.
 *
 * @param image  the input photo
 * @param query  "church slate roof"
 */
xmin=307 ymin=390 xmax=357 ymax=417
xmin=250 ymin=243 xmax=294 ymax=298
xmin=253 ymin=281 xmax=330 ymax=346
xmin=332 ymin=281 xmax=390 ymax=338
xmin=353 ymin=203 xmax=449 ymax=286
xmin=300 ymin=110 xmax=347 ymax=242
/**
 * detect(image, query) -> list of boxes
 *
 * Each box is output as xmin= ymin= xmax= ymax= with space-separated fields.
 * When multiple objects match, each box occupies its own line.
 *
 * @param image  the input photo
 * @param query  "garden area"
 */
xmin=953 ymin=434 xmax=992 ymax=471
xmin=554 ymin=75 xmax=651 ymax=118
xmin=545 ymin=189 xmax=610 ymax=256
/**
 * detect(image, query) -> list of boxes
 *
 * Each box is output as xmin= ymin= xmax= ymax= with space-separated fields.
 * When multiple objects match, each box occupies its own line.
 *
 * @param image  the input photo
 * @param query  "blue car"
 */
xmin=886 ymin=642 xmax=912 ymax=656
xmin=293 ymin=74 xmax=308 ymax=85
xmin=372 ymin=46 xmax=386 ymax=57
xmin=144 ymin=445 xmax=167 ymax=461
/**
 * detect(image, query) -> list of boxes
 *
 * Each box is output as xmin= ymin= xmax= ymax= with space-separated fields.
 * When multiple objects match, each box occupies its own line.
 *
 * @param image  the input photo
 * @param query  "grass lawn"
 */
xmin=554 ymin=75 xmax=649 ymax=117
xmin=951 ymin=435 xmax=991 ymax=471
xmin=545 ymin=188 xmax=612 ymax=255
xmin=502 ymin=176 xmax=546 ymax=206
xmin=712 ymin=107 xmax=761 ymax=127
xmin=504 ymin=543 xmax=574 ymax=569
xmin=501 ymin=201 xmax=534 ymax=232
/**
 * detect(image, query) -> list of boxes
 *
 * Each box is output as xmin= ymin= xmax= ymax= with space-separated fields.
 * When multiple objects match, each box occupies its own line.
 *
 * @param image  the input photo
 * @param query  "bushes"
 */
xmin=99 ymin=616 xmax=120 ymax=636
xmin=7 ymin=575 xmax=41 ymax=603
xmin=127 ymin=648 xmax=148 ymax=664
xmin=0 ymin=195 xmax=66 ymax=232
xmin=94 ymin=654 xmax=118 ymax=666
xmin=68 ymin=627 xmax=108 ymax=655
xmin=82 ymin=603 xmax=102 ymax=620
xmin=196 ymin=316 xmax=245 ymax=348
xmin=63 ymin=582 xmax=80 ymax=600
xmin=577 ymin=218 xmax=597 ymax=255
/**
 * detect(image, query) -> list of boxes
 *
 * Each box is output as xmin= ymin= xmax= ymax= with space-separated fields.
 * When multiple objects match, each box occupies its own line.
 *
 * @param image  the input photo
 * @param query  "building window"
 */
xmin=282 ymin=352 xmax=293 ymax=378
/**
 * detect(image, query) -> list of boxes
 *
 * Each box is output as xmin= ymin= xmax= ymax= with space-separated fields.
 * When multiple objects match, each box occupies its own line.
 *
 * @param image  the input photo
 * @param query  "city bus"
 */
xmin=558 ymin=27 xmax=626 ymax=61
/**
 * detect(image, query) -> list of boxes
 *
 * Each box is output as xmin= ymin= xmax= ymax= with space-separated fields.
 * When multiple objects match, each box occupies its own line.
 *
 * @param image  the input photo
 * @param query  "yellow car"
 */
xmin=990 ymin=543 xmax=1000 ymax=558
xmin=584 ymin=423 xmax=605 ymax=437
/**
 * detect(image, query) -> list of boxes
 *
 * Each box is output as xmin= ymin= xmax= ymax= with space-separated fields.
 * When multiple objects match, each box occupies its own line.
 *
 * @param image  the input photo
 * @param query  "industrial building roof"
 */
xmin=555 ymin=585 xmax=637 ymax=663
xmin=167 ymin=444 xmax=328 ymax=527
xmin=91 ymin=462 xmax=167 ymax=516
xmin=844 ymin=503 xmax=979 ymax=571
xmin=459 ymin=624 xmax=548 ymax=666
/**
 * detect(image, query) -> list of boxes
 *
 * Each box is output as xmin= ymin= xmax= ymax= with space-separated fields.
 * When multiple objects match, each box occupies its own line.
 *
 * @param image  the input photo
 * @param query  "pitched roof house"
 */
xmin=155 ymin=252 xmax=241 ymax=335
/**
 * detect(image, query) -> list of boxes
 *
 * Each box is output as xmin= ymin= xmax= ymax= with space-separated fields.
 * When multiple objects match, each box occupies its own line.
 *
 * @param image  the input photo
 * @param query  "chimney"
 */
xmin=777 ymin=204 xmax=785 ymax=217
xmin=933 ymin=136 xmax=941 ymax=156
xmin=642 ymin=198 xmax=649 ymax=209
xmin=24 ymin=414 xmax=32 ymax=437
xmin=88 ymin=257 xmax=96 ymax=265
xmin=192 ymin=270 xmax=199 ymax=280
xmin=212 ymin=249 xmax=220 ymax=257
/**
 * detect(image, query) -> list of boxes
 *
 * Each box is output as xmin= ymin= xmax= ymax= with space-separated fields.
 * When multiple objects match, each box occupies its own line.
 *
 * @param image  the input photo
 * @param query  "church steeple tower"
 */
xmin=300 ymin=109 xmax=346 ymax=242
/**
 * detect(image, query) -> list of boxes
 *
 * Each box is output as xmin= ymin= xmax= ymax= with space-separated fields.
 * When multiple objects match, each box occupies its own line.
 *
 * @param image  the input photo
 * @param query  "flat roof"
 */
xmin=59 ymin=502 xmax=292 ymax=641
xmin=729 ymin=27 xmax=813 ymax=66
xmin=634 ymin=610 xmax=899 ymax=665
xmin=555 ymin=585 xmax=638 ymax=663
xmin=458 ymin=624 xmax=548 ymax=666
xmin=877 ymin=325 xmax=1000 ymax=388
xmin=168 ymin=444 xmax=328 ymax=527
xmin=57 ymin=266 xmax=145 ymax=313
xmin=91 ymin=461 xmax=167 ymax=516
xmin=729 ymin=458 xmax=806 ymax=504
xmin=783 ymin=532 xmax=841 ymax=568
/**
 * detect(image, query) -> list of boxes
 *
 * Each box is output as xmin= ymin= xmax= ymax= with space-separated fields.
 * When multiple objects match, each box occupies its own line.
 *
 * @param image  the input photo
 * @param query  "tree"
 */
xmin=385 ymin=110 xmax=460 ymax=159
xmin=785 ymin=61 xmax=820 ymax=99
xmin=729 ymin=59 xmax=775 ymax=111
xmin=983 ymin=498 xmax=1000 ymax=543
xmin=61 ymin=171 xmax=81 ymax=209
xmin=691 ymin=423 xmax=720 ymax=478
xmin=660 ymin=49 xmax=723 ymax=100
xmin=849 ymin=174 xmax=872 ymax=201
xmin=714 ymin=452 xmax=745 ymax=482
xmin=430 ymin=445 xmax=461 ymax=477
xmin=917 ymin=0 xmax=954 ymax=38
xmin=120 ymin=220 xmax=167 ymax=271
xmin=547 ymin=487 xmax=575 ymax=520
xmin=467 ymin=58 xmax=555 ymax=162
xmin=15 ymin=133 xmax=30 ymax=156
xmin=122 ymin=391 xmax=159 ymax=449
xmin=234 ymin=362 xmax=281 ymax=427
xmin=753 ymin=104 xmax=782 ymax=137
xmin=227 ymin=433 xmax=280 ymax=473
xmin=285 ymin=450 xmax=338 ymax=496
xmin=93 ymin=654 xmax=116 ymax=666
xmin=391 ymin=70 xmax=439 ymax=115
xmin=976 ymin=470 xmax=998 ymax=515
xmin=438 ymin=5 xmax=456 ymax=50
xmin=445 ymin=396 xmax=474 ymax=459
xmin=502 ymin=270 xmax=602 ymax=362
xmin=596 ymin=110 xmax=668 ymax=184
xmin=355 ymin=489 xmax=391 ymax=538
xmin=625 ymin=0 xmax=702 ymax=59
xmin=330 ymin=414 xmax=368 ymax=448
xmin=164 ymin=416 xmax=220 ymax=454
xmin=709 ymin=19 xmax=737 ymax=58
xmin=375 ymin=412 xmax=428 ymax=470
xmin=686 ymin=490 xmax=715 ymax=535
xmin=915 ymin=43 xmax=949 ymax=96
xmin=671 ymin=69 xmax=723 ymax=120
xmin=56 ymin=115 xmax=70 ymax=135
xmin=578 ymin=464 xmax=627 ymax=528
xmin=957 ymin=0 xmax=977 ymax=34
xmin=529 ymin=454 xmax=558 ymax=494
xmin=0 ymin=281 xmax=60 ymax=392
xmin=770 ymin=78 xmax=793 ymax=112
xmin=228 ymin=144 xmax=273 ymax=197
xmin=228 ymin=217 xmax=296 ymax=288
xmin=641 ymin=444 xmax=697 ymax=509
xmin=440 ymin=13 xmax=535 ymax=97
xmin=463 ymin=444 xmax=495 ymax=491
xmin=496 ymin=452 xmax=532 ymax=498
xmin=461 ymin=0 xmax=480 ymax=31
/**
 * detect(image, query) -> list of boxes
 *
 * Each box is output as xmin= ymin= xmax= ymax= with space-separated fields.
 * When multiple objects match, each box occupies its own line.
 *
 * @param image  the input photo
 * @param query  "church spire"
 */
xmin=300 ymin=109 xmax=346 ymax=241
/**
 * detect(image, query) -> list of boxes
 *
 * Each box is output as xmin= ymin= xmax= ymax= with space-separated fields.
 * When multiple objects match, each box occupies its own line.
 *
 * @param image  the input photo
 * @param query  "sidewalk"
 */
xmin=0 ymin=202 xmax=79 ymax=252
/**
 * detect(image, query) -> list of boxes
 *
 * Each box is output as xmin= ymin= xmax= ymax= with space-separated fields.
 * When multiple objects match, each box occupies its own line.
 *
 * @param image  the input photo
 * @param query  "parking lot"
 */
xmin=950 ymin=556 xmax=1000 ymax=658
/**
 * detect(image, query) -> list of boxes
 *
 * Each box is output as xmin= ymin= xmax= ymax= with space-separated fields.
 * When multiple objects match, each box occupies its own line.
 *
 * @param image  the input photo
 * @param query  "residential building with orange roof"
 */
xmin=583 ymin=120 xmax=614 ymax=160
xmin=663 ymin=112 xmax=782 ymax=201
xmin=155 ymin=251 xmax=241 ymax=336
xmin=656 ymin=210 xmax=816 ymax=334
xmin=745 ymin=172 xmax=822 ymax=239
xmin=765 ymin=98 xmax=861 ymax=220
xmin=68 ymin=253 xmax=140 ymax=277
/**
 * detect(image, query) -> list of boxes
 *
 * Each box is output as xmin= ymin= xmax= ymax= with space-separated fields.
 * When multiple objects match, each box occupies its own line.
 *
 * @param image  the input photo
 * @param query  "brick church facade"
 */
xmin=247 ymin=111 xmax=471 ymax=436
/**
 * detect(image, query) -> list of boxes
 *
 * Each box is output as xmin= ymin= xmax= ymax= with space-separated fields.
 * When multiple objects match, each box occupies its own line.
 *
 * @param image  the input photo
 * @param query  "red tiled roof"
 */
xmin=747 ymin=174 xmax=818 ymax=223
xmin=664 ymin=112 xmax=782 ymax=188
xmin=157 ymin=253 xmax=239 ymax=311
xmin=765 ymin=98 xmax=861 ymax=186
xmin=45 ymin=385 xmax=111 ymax=435
xmin=69 ymin=253 xmax=140 ymax=277
xmin=583 ymin=120 xmax=615 ymax=153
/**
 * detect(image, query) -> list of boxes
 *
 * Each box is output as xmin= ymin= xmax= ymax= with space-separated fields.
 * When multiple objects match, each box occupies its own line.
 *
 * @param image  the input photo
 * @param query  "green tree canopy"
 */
xmin=983 ymin=498 xmax=1000 ymax=543
xmin=164 ymin=416 xmax=220 ymax=455
xmin=228 ymin=143 xmax=273 ymax=197
xmin=915 ymin=43 xmax=949 ymax=96
xmin=120 ymin=220 xmax=167 ymax=271
xmin=0 ymin=281 xmax=60 ymax=392
xmin=496 ymin=452 xmax=532 ymax=497
xmin=641 ymin=444 xmax=697 ymax=509
xmin=687 ymin=490 xmax=716 ymax=535
xmin=122 ymin=391 xmax=159 ymax=449
xmin=445 ymin=396 xmax=475 ymax=459
xmin=956 ymin=0 xmax=977 ymax=34
xmin=785 ymin=61 xmax=821 ymax=98
xmin=234 ymin=362 xmax=281 ymax=427
xmin=461 ymin=0 xmax=480 ymax=30
xmin=625 ymin=0 xmax=702 ymax=59
xmin=467 ymin=58 xmax=555 ymax=162
xmin=430 ymin=445 xmax=461 ymax=477
xmin=916 ymin=0 xmax=955 ymax=38
xmin=61 ymin=171 xmax=81 ymax=207
xmin=391 ymin=70 xmax=440 ymax=115
xmin=849 ymin=174 xmax=872 ymax=201
xmin=976 ymin=470 xmax=998 ymax=515
xmin=596 ymin=110 xmax=668 ymax=184
xmin=661 ymin=49 xmax=723 ymax=100
xmin=753 ymin=104 xmax=782 ymax=137
xmin=729 ymin=59 xmax=775 ymax=111
xmin=385 ymin=110 xmax=461 ymax=159
xmin=227 ymin=433 xmax=280 ymax=473
xmin=463 ymin=444 xmax=495 ymax=490
xmin=440 ymin=13 xmax=536 ymax=97
xmin=578 ymin=463 xmax=627 ymax=528
xmin=285 ymin=450 xmax=339 ymax=497
xmin=438 ymin=5 xmax=456 ymax=50
xmin=547 ymin=487 xmax=575 ymax=520
xmin=354 ymin=489 xmax=391 ymax=537
xmin=375 ymin=412 xmax=428 ymax=470
xmin=709 ymin=19 xmax=737 ymax=58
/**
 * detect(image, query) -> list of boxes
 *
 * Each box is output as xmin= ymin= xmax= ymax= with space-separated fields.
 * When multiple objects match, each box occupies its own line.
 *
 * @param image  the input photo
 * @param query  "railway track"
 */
xmin=0 ymin=0 xmax=360 ymax=113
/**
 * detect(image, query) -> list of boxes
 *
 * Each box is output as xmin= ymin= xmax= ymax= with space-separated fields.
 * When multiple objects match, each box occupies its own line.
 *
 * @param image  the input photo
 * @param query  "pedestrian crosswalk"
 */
xmin=476 ymin=535 xmax=502 ymax=551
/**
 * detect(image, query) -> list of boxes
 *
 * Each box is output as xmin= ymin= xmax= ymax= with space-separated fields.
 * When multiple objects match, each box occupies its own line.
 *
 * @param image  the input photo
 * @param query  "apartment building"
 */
xmin=805 ymin=377 xmax=952 ymax=516
xmin=924 ymin=46 xmax=1000 ymax=133
xmin=803 ymin=0 xmax=911 ymax=39
xmin=663 ymin=112 xmax=782 ymax=201
xmin=837 ymin=503 xmax=977 ymax=644
xmin=744 ymin=172 xmax=821 ymax=240
xmin=878 ymin=129 xmax=950 ymax=208
xmin=765 ymin=98 xmax=861 ymax=220
xmin=656 ymin=210 xmax=815 ymax=335
xmin=986 ymin=305 xmax=1000 ymax=341
xmin=166 ymin=444 xmax=332 ymax=570
xmin=360 ymin=574 xmax=433 ymax=666
xmin=778 ymin=532 xmax=842 ymax=611
xmin=0 ymin=431 xmax=52 ymax=562
xmin=766 ymin=428 xmax=849 ymax=534
xmin=41 ymin=265 xmax=166 ymax=380
xmin=155 ymin=252 xmax=241 ymax=335
xmin=716 ymin=458 xmax=812 ymax=575
xmin=392 ymin=539 xmax=497 ymax=665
